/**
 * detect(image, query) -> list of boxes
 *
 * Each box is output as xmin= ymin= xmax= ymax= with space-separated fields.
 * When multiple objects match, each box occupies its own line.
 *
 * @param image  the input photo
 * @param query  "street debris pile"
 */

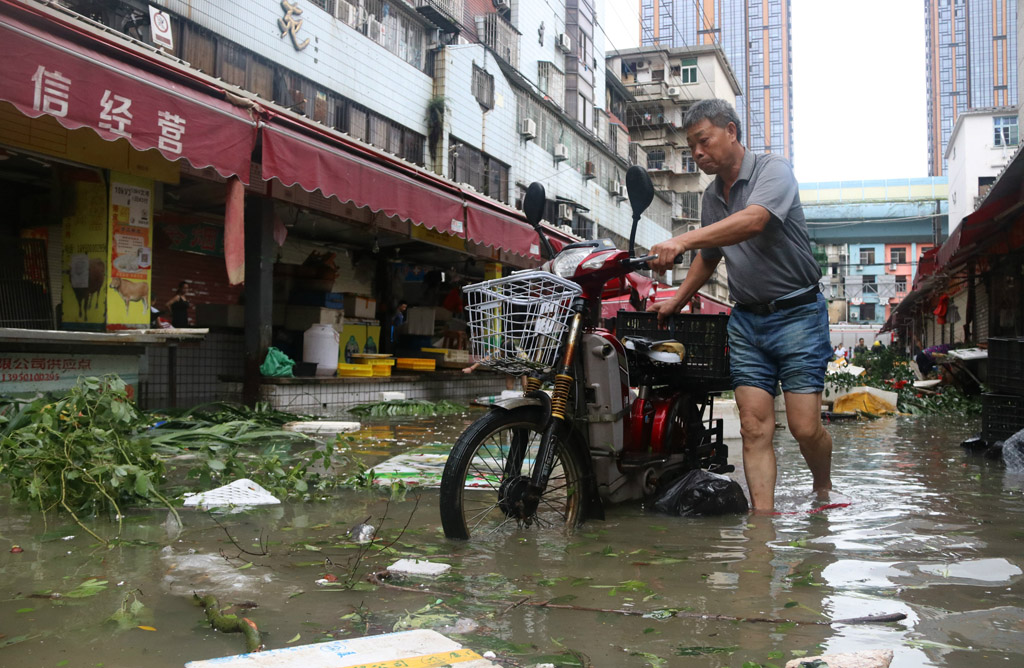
xmin=0 ymin=375 xmax=360 ymax=541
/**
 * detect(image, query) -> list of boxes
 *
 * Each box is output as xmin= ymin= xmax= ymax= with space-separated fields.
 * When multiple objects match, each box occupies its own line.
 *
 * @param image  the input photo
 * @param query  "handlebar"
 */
xmin=624 ymin=254 xmax=687 ymax=270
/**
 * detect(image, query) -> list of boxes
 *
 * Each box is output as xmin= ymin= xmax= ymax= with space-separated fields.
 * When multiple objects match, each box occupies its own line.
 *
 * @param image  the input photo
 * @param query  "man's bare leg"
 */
xmin=783 ymin=391 xmax=832 ymax=496
xmin=735 ymin=385 xmax=778 ymax=511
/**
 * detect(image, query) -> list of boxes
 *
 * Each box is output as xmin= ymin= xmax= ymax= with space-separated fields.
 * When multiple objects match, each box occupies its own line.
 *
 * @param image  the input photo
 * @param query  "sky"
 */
xmin=601 ymin=0 xmax=929 ymax=183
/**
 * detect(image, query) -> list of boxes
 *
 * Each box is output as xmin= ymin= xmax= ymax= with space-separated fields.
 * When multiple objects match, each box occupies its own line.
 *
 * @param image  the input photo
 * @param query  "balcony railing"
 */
xmin=413 ymin=0 xmax=463 ymax=32
xmin=476 ymin=13 xmax=518 ymax=68
xmin=623 ymin=80 xmax=671 ymax=100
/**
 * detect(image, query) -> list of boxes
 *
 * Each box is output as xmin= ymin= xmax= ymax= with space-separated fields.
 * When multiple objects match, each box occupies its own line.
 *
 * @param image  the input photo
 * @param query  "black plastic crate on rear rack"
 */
xmin=986 ymin=337 xmax=1024 ymax=396
xmin=616 ymin=311 xmax=731 ymax=391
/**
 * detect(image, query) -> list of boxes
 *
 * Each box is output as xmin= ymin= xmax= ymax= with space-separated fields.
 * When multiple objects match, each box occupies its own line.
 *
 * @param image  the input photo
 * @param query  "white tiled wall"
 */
xmin=156 ymin=0 xmax=433 ymax=134
xmin=261 ymin=373 xmax=510 ymax=415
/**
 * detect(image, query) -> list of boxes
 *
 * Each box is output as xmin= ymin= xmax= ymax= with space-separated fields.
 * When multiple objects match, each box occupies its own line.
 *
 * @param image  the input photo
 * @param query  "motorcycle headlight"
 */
xmin=551 ymin=248 xmax=592 ymax=278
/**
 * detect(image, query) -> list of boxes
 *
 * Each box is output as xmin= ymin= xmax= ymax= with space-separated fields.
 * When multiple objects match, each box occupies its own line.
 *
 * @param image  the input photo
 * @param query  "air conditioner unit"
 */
xmin=558 ymin=224 xmax=573 ymax=234
xmin=687 ymin=224 xmax=699 ymax=233
xmin=609 ymin=179 xmax=621 ymax=194
xmin=557 ymin=32 xmax=572 ymax=53
xmin=667 ymin=86 xmax=682 ymax=97
xmin=890 ymin=263 xmax=898 ymax=271
xmin=520 ymin=118 xmax=537 ymax=139
xmin=583 ymin=161 xmax=596 ymax=180
xmin=493 ymin=0 xmax=510 ymax=10
xmin=557 ymin=203 xmax=573 ymax=221
xmin=553 ymin=143 xmax=569 ymax=161
xmin=615 ymin=183 xmax=627 ymax=200
xmin=368 ymin=18 xmax=385 ymax=43
xmin=335 ymin=0 xmax=355 ymax=25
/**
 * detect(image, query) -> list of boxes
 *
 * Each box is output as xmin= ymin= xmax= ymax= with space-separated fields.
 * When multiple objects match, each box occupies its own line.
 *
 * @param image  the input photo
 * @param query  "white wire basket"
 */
xmin=463 ymin=270 xmax=582 ymax=376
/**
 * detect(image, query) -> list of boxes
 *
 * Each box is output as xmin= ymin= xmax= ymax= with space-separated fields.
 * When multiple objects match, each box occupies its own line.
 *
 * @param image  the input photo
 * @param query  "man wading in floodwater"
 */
xmin=647 ymin=99 xmax=833 ymax=511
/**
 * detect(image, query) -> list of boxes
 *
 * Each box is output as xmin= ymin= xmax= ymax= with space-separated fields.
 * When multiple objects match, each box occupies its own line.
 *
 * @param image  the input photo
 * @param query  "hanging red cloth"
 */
xmin=933 ymin=293 xmax=949 ymax=325
xmin=224 ymin=176 xmax=245 ymax=285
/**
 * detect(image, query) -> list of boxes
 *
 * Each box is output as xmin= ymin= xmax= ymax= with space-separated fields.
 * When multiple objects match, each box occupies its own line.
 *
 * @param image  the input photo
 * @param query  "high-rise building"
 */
xmin=925 ymin=0 xmax=1018 ymax=176
xmin=639 ymin=0 xmax=793 ymax=162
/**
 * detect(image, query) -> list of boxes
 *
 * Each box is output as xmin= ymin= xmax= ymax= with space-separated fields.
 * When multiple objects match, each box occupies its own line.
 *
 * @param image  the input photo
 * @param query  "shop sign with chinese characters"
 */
xmin=279 ymin=1 xmax=311 ymax=50
xmin=0 ymin=353 xmax=139 ymax=396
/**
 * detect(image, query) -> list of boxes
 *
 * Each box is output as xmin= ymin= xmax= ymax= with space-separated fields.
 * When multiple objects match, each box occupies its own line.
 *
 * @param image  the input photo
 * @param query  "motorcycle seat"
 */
xmin=622 ymin=337 xmax=686 ymax=366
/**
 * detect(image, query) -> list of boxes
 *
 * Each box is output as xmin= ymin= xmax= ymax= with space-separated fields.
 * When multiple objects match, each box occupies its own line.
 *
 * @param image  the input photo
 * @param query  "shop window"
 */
xmin=348 ymin=106 xmax=368 ymax=142
xmin=472 ymin=65 xmax=494 ymax=110
xmin=182 ymin=24 xmax=215 ymax=75
xmin=890 ymin=247 xmax=907 ymax=264
xmin=217 ymin=40 xmax=247 ymax=88
xmin=246 ymin=58 xmax=274 ymax=100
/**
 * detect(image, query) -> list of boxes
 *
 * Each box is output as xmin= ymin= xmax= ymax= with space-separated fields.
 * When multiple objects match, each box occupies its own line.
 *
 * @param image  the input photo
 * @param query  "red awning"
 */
xmin=0 ymin=3 xmax=258 ymax=182
xmin=262 ymin=121 xmax=466 ymax=235
xmin=466 ymin=201 xmax=542 ymax=258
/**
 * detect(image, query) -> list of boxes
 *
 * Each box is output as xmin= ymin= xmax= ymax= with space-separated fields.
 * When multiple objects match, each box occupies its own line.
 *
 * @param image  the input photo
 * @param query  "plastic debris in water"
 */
xmin=346 ymin=520 xmax=376 ymax=543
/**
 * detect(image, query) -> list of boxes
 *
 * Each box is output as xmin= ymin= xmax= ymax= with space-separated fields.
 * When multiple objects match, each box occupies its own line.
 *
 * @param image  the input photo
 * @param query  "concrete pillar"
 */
xmin=243 ymin=196 xmax=274 ymax=405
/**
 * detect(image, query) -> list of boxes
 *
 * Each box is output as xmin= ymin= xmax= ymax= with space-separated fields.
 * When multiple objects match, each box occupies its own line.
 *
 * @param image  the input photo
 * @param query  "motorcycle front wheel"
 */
xmin=439 ymin=406 xmax=588 ymax=540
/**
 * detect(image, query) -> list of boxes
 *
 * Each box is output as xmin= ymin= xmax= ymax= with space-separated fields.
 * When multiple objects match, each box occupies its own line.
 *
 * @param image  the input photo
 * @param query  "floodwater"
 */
xmin=1 ymin=411 xmax=1022 ymax=668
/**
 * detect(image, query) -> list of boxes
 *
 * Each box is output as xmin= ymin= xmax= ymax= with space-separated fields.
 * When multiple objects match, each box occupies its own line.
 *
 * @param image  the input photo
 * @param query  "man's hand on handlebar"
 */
xmin=648 ymin=236 xmax=689 ymax=272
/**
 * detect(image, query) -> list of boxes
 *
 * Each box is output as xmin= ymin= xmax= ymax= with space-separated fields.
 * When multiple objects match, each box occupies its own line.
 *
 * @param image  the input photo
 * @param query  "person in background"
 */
xmin=646 ymin=98 xmax=833 ymax=512
xmin=854 ymin=338 xmax=868 ymax=356
xmin=390 ymin=300 xmax=408 ymax=350
xmin=916 ymin=342 xmax=952 ymax=377
xmin=836 ymin=343 xmax=848 ymax=360
xmin=165 ymin=281 xmax=191 ymax=328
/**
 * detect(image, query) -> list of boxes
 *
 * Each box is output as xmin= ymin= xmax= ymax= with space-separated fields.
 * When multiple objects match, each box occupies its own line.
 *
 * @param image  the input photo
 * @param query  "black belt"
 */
xmin=734 ymin=287 xmax=819 ymax=316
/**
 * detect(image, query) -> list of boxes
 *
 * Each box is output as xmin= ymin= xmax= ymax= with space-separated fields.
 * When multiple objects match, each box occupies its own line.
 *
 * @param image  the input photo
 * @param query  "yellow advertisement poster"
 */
xmin=106 ymin=172 xmax=153 ymax=328
xmin=61 ymin=175 xmax=109 ymax=327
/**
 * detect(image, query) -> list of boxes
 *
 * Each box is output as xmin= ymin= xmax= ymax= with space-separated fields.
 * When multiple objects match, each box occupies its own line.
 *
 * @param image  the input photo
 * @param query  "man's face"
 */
xmin=686 ymin=119 xmax=737 ymax=176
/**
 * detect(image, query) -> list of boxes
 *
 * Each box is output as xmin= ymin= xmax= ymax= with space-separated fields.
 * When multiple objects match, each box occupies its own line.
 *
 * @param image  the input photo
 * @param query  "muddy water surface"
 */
xmin=1 ymin=412 xmax=1022 ymax=667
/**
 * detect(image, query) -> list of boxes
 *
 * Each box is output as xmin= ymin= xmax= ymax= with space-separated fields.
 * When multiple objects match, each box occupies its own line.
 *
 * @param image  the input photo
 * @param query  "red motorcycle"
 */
xmin=439 ymin=166 xmax=732 ymax=539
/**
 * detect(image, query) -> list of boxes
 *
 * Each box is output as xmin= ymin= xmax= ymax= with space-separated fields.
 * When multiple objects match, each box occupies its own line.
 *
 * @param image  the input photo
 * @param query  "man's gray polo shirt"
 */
xmin=699 ymin=149 xmax=821 ymax=305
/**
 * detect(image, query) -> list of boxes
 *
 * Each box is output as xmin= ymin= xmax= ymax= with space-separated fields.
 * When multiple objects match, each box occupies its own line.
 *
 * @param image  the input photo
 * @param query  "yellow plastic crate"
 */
xmin=337 ymin=363 xmax=373 ymax=377
xmin=396 ymin=358 xmax=436 ymax=371
xmin=352 ymin=354 xmax=395 ymax=366
xmin=371 ymin=364 xmax=392 ymax=377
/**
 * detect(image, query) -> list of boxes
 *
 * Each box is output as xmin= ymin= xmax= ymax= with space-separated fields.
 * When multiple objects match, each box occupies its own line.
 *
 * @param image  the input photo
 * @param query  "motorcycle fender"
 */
xmin=487 ymin=396 xmax=545 ymax=411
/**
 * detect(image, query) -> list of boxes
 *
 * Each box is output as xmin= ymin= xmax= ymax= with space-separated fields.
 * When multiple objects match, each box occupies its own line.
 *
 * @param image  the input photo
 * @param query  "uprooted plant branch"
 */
xmin=0 ymin=375 xmax=360 ymax=542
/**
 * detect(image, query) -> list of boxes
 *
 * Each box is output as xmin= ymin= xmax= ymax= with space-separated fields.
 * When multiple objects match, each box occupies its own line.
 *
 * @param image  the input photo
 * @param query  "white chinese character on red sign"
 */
xmin=157 ymin=111 xmax=186 ymax=154
xmin=99 ymin=90 xmax=133 ymax=137
xmin=31 ymin=65 xmax=71 ymax=117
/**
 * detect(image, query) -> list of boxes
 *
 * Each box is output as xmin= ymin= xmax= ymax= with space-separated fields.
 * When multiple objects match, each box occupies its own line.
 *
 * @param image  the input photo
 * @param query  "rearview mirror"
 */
xmin=523 ymin=182 xmax=546 ymax=227
xmin=625 ymin=166 xmax=654 ymax=219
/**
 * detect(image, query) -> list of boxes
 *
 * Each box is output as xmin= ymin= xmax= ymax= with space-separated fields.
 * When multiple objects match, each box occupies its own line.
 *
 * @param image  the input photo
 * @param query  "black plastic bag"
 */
xmin=652 ymin=469 xmax=748 ymax=516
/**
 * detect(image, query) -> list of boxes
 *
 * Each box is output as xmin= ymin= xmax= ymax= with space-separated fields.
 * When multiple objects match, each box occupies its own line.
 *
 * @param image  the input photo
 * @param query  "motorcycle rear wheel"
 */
xmin=440 ymin=406 xmax=588 ymax=540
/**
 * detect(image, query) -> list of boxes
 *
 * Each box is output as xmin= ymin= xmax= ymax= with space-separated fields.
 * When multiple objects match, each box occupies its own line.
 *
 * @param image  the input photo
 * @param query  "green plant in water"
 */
xmin=0 ymin=376 xmax=176 ymax=542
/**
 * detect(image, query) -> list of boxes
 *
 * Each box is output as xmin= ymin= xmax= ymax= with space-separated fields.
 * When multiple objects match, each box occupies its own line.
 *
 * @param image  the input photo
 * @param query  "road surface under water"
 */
xmin=0 ymin=411 xmax=1021 ymax=667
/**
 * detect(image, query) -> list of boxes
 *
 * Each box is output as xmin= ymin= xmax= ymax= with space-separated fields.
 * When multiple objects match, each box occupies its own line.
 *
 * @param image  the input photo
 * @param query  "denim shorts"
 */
xmin=728 ymin=293 xmax=832 ymax=395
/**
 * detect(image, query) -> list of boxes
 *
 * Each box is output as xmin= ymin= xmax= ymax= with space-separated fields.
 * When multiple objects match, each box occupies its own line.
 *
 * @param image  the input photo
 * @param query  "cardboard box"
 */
xmin=405 ymin=306 xmax=435 ymax=336
xmin=339 ymin=323 xmax=366 ymax=364
xmin=285 ymin=306 xmax=345 ymax=332
xmin=344 ymin=294 xmax=377 ymax=319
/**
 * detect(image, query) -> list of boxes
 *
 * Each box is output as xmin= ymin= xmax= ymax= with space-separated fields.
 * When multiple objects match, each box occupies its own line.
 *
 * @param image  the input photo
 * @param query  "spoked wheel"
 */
xmin=439 ymin=406 xmax=589 ymax=540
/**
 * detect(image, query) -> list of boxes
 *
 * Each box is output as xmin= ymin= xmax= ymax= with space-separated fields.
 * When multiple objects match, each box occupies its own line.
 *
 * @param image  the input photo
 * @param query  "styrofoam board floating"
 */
xmin=182 ymin=478 xmax=281 ymax=509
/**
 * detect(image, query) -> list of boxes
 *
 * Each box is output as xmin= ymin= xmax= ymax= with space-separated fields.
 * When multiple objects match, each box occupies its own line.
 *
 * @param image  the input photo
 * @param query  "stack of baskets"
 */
xmin=982 ymin=337 xmax=1024 ymax=442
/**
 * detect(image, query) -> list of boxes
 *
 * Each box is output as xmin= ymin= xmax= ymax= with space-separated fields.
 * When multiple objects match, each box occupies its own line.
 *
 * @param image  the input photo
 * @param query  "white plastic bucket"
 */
xmin=303 ymin=323 xmax=340 ymax=376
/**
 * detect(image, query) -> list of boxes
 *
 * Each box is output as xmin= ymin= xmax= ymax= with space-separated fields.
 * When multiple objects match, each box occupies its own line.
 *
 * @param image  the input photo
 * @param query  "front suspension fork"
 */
xmin=522 ymin=311 xmax=583 ymax=517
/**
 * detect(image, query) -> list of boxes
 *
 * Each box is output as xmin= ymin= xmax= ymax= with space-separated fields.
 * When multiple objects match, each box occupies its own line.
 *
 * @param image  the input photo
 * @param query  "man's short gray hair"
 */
xmin=682 ymin=99 xmax=742 ymax=143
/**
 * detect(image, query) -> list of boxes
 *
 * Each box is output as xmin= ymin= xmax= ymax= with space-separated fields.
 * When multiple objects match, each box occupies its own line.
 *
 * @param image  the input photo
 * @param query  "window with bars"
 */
xmin=859 ymin=248 xmax=875 ymax=265
xmin=647 ymin=149 xmax=665 ymax=170
xmin=449 ymin=138 xmax=509 ymax=203
xmin=890 ymin=247 xmax=907 ymax=264
xmin=472 ymin=65 xmax=494 ymax=110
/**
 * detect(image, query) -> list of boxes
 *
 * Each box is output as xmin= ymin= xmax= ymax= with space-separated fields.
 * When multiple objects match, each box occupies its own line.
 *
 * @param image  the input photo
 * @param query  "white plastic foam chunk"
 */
xmin=182 ymin=478 xmax=281 ymax=509
xmin=388 ymin=559 xmax=452 ymax=577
